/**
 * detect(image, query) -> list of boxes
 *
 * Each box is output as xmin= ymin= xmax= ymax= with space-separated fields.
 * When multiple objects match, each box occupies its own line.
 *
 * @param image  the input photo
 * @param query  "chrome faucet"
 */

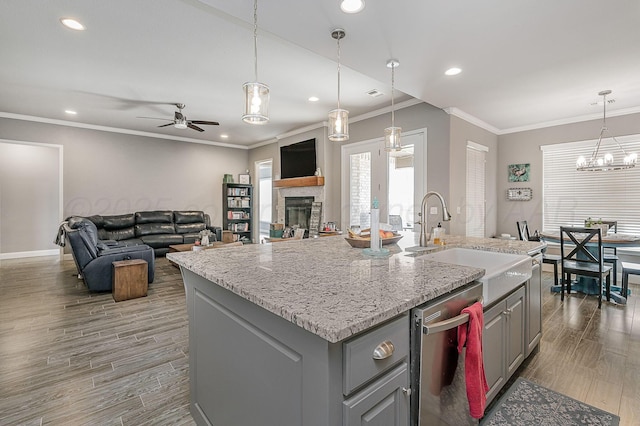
xmin=418 ymin=191 xmax=452 ymax=247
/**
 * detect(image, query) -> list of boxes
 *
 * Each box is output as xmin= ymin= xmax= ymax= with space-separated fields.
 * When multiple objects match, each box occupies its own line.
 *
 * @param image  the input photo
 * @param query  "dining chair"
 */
xmin=516 ymin=221 xmax=561 ymax=288
xmin=621 ymin=261 xmax=640 ymax=301
xmin=560 ymin=226 xmax=612 ymax=308
xmin=585 ymin=219 xmax=619 ymax=286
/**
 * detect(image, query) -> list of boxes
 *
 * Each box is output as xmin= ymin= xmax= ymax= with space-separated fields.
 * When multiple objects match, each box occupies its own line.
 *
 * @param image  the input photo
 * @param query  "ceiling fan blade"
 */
xmin=190 ymin=120 xmax=219 ymax=126
xmin=137 ymin=116 xmax=172 ymax=121
xmin=158 ymin=123 xmax=174 ymax=128
xmin=187 ymin=123 xmax=205 ymax=132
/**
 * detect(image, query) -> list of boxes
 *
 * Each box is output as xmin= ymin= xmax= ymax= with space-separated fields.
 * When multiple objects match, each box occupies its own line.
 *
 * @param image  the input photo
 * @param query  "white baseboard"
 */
xmin=0 ymin=249 xmax=60 ymax=260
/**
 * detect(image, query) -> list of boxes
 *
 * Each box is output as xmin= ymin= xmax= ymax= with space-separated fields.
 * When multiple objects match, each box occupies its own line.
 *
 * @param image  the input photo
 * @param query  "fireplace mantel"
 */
xmin=273 ymin=176 xmax=324 ymax=188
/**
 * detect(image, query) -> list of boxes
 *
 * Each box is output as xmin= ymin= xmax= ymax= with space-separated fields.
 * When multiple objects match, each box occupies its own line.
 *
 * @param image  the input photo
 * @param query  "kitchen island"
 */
xmin=167 ymin=233 xmax=544 ymax=426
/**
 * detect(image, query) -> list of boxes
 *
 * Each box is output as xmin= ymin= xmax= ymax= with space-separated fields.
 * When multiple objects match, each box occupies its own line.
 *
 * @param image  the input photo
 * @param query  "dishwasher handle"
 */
xmin=422 ymin=296 xmax=483 ymax=335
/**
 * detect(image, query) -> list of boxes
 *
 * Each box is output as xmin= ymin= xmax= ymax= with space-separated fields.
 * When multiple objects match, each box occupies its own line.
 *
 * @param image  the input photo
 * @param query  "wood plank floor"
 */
xmin=1 ymin=256 xmax=639 ymax=425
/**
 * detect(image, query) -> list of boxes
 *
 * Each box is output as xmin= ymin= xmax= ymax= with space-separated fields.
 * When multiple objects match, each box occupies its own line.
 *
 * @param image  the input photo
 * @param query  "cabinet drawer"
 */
xmin=343 ymin=314 xmax=409 ymax=395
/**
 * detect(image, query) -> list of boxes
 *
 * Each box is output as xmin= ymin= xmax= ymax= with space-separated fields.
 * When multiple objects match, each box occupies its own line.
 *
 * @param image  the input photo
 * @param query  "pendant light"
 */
xmin=328 ymin=29 xmax=349 ymax=142
xmin=576 ymin=90 xmax=637 ymax=171
xmin=242 ymin=0 xmax=269 ymax=125
xmin=384 ymin=59 xmax=402 ymax=152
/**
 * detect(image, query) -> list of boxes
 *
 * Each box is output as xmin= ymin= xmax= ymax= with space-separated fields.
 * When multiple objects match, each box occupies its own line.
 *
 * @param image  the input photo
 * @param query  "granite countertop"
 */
xmin=167 ymin=233 xmax=545 ymax=343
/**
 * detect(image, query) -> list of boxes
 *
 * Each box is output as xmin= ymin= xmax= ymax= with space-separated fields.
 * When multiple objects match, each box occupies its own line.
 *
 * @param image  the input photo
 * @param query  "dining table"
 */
xmin=540 ymin=231 xmax=640 ymax=304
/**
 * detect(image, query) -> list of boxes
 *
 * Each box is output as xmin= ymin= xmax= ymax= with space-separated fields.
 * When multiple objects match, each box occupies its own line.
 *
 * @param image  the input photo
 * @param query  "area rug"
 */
xmin=481 ymin=378 xmax=620 ymax=426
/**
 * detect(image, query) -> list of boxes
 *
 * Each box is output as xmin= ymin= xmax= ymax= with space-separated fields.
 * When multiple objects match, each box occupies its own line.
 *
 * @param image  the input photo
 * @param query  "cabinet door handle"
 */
xmin=402 ymin=387 xmax=412 ymax=396
xmin=372 ymin=340 xmax=395 ymax=360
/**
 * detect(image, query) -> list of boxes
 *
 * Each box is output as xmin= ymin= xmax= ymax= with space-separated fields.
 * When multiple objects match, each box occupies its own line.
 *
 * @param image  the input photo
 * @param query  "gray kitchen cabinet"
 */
xmin=343 ymin=363 xmax=410 ymax=426
xmin=483 ymin=285 xmax=526 ymax=405
xmin=525 ymin=255 xmax=542 ymax=356
xmin=181 ymin=268 xmax=411 ymax=426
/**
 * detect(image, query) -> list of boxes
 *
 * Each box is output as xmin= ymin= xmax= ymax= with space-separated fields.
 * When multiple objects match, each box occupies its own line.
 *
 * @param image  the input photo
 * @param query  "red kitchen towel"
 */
xmin=457 ymin=301 xmax=489 ymax=419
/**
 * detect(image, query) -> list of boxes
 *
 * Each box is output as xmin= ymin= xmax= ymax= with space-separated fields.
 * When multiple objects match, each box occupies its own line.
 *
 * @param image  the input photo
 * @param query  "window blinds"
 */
xmin=466 ymin=142 xmax=488 ymax=237
xmin=541 ymin=134 xmax=640 ymax=234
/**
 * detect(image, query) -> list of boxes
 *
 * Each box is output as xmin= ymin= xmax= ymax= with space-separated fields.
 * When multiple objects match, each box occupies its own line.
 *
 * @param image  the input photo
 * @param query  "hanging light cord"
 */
xmin=390 ymin=62 xmax=395 ymax=126
xmin=253 ymin=0 xmax=258 ymax=81
xmin=336 ymin=36 xmax=341 ymax=110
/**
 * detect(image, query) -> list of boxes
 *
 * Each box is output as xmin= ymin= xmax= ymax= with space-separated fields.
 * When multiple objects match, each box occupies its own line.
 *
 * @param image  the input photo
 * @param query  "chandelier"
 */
xmin=576 ymin=90 xmax=637 ymax=171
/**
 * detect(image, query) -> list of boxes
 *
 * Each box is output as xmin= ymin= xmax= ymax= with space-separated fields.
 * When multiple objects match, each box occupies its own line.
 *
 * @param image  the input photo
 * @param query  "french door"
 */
xmin=341 ymin=130 xmax=426 ymax=231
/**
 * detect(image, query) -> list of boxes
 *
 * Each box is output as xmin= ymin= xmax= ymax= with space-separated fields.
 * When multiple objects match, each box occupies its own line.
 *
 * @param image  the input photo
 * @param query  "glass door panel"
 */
xmin=349 ymin=151 xmax=372 ymax=229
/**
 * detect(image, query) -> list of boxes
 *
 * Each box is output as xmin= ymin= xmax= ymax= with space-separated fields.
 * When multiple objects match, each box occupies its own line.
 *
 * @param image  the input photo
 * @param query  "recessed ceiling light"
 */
xmin=60 ymin=18 xmax=85 ymax=31
xmin=341 ymin=0 xmax=365 ymax=14
xmin=65 ymin=110 xmax=77 ymax=115
xmin=220 ymin=134 xmax=229 ymax=139
xmin=308 ymin=96 xmax=319 ymax=102
xmin=445 ymin=67 xmax=462 ymax=76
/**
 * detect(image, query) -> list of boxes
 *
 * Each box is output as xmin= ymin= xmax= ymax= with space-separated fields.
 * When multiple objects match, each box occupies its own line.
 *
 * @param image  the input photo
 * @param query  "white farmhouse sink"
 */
xmin=422 ymin=248 xmax=532 ymax=305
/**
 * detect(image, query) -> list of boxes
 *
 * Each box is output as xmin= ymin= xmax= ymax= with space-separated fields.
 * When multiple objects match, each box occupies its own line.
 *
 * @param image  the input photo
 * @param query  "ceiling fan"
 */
xmin=138 ymin=103 xmax=219 ymax=132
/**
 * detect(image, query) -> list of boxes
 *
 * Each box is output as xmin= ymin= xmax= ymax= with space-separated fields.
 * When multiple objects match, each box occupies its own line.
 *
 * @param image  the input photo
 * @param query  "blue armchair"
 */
xmin=64 ymin=217 xmax=155 ymax=292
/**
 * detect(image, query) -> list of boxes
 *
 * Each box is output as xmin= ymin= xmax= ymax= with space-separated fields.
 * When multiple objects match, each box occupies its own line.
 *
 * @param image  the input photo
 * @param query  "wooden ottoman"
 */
xmin=112 ymin=259 xmax=148 ymax=302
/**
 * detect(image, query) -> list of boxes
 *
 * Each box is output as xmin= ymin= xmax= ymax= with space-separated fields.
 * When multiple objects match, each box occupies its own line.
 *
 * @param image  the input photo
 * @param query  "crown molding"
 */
xmin=0 ymin=112 xmax=248 ymax=150
xmin=443 ymin=107 xmax=501 ymax=135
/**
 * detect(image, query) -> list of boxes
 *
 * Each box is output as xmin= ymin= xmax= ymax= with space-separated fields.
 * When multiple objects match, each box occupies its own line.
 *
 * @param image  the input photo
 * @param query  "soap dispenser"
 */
xmin=433 ymin=222 xmax=444 ymax=245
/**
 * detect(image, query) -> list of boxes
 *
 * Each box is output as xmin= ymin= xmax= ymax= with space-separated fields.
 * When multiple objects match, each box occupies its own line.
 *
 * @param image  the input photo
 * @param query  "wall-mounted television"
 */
xmin=280 ymin=138 xmax=317 ymax=179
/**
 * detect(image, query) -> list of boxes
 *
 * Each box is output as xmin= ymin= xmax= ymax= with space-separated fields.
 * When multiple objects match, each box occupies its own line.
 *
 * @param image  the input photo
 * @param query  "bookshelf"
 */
xmin=222 ymin=183 xmax=253 ymax=243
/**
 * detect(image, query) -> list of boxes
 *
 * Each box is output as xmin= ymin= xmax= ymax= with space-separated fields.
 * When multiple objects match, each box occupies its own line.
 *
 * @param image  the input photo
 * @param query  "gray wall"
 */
xmin=449 ymin=116 xmax=499 ymax=237
xmin=0 ymin=117 xmax=248 ymax=255
xmin=0 ymin=141 xmax=60 ymax=254
xmin=497 ymin=112 xmax=640 ymax=237
xmin=249 ymin=102 xmax=455 ymax=232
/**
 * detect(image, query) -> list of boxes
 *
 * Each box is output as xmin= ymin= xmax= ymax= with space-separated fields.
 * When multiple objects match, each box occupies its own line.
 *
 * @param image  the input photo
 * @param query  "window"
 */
xmin=541 ymin=134 xmax=640 ymax=234
xmin=466 ymin=141 xmax=488 ymax=237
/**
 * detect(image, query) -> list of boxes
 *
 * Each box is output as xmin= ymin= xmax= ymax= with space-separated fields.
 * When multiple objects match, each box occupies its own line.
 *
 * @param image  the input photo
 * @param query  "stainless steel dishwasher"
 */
xmin=410 ymin=282 xmax=483 ymax=426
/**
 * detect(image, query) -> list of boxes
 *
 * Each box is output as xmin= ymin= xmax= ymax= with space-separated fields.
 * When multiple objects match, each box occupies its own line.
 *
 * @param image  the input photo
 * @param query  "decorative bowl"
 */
xmin=344 ymin=234 xmax=403 ymax=248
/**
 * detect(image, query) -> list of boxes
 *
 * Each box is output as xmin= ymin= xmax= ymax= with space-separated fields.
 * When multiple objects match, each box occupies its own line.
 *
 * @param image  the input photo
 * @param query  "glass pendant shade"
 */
xmin=328 ymin=29 xmax=349 ymax=142
xmin=384 ymin=59 xmax=401 ymax=151
xmin=243 ymin=0 xmax=269 ymax=125
xmin=384 ymin=126 xmax=402 ymax=151
xmin=328 ymin=108 xmax=349 ymax=141
xmin=242 ymin=81 xmax=269 ymax=124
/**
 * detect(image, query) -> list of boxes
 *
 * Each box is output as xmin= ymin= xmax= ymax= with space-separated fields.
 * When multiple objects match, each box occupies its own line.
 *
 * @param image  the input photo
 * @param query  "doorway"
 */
xmin=255 ymin=159 xmax=272 ymax=243
xmin=340 ymin=130 xmax=426 ymax=231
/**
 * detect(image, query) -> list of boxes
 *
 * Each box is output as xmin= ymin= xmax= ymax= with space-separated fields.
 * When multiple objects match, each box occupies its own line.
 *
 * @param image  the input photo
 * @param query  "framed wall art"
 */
xmin=238 ymin=173 xmax=251 ymax=184
xmin=508 ymin=163 xmax=530 ymax=182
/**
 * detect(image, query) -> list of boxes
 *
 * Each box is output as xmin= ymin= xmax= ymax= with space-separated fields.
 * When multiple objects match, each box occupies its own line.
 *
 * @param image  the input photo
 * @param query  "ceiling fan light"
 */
xmin=328 ymin=108 xmax=349 ymax=141
xmin=242 ymin=81 xmax=269 ymax=124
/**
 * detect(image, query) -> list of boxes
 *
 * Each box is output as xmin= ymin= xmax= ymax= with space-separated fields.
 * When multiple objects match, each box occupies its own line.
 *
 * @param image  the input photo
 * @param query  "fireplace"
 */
xmin=285 ymin=197 xmax=314 ymax=238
